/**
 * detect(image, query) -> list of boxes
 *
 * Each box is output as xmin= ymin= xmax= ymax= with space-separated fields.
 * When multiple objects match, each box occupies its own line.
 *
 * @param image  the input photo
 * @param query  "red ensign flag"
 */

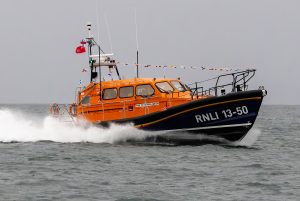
xmin=75 ymin=45 xmax=86 ymax=54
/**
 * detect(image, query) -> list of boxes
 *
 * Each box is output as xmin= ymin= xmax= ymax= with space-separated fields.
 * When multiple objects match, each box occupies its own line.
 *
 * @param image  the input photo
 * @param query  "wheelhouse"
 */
xmin=77 ymin=78 xmax=191 ymax=105
xmin=72 ymin=78 xmax=191 ymax=122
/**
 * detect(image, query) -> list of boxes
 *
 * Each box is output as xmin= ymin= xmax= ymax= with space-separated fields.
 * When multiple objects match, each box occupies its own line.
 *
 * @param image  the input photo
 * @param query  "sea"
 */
xmin=0 ymin=105 xmax=299 ymax=201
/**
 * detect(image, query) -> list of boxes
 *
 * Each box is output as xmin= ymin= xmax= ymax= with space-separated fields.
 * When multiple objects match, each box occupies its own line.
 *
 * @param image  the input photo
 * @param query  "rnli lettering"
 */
xmin=195 ymin=106 xmax=249 ymax=123
xmin=195 ymin=112 xmax=219 ymax=123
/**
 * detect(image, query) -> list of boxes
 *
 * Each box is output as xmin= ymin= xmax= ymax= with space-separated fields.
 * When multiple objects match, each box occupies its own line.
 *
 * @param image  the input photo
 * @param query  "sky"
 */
xmin=0 ymin=0 xmax=299 ymax=104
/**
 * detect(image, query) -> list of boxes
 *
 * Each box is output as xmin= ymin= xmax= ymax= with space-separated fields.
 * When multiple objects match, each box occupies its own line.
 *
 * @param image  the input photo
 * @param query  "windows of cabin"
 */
xmin=81 ymin=96 xmax=90 ymax=105
xmin=120 ymin=86 xmax=134 ymax=98
xmin=103 ymin=88 xmax=118 ymax=100
xmin=155 ymin=82 xmax=174 ymax=93
xmin=136 ymin=84 xmax=155 ymax=97
xmin=170 ymin=81 xmax=186 ymax=92
xmin=99 ymin=81 xmax=186 ymax=100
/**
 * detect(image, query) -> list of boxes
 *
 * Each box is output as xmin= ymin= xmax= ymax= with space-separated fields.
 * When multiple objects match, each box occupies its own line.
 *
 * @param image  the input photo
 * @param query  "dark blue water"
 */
xmin=0 ymin=105 xmax=299 ymax=200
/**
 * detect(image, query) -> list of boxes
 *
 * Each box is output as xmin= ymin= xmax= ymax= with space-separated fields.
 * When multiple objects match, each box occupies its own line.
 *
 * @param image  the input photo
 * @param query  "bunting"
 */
xmin=80 ymin=61 xmax=253 ymax=73
xmin=115 ymin=61 xmax=250 ymax=72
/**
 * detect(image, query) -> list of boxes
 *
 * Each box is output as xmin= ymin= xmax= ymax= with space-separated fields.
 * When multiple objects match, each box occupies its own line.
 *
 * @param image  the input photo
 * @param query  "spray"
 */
xmin=0 ymin=109 xmax=154 ymax=143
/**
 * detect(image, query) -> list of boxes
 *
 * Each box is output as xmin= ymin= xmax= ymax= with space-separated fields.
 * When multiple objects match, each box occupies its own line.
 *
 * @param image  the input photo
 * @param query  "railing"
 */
xmin=70 ymin=69 xmax=257 ymax=121
xmin=49 ymin=103 xmax=76 ymax=123
xmin=187 ymin=69 xmax=256 ymax=99
xmin=75 ymin=87 xmax=82 ymax=104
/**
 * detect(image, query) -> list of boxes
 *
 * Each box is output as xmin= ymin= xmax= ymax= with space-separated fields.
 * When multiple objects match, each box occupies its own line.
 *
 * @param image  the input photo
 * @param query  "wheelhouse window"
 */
xmin=136 ymin=84 xmax=154 ymax=97
xmin=103 ymin=88 xmax=117 ymax=100
xmin=155 ymin=82 xmax=174 ymax=93
xmin=81 ymin=96 xmax=90 ymax=105
xmin=119 ymin=86 xmax=134 ymax=98
xmin=170 ymin=81 xmax=186 ymax=92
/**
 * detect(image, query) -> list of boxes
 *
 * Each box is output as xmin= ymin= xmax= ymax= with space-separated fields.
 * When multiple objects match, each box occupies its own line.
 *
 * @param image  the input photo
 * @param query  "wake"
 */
xmin=0 ymin=109 xmax=261 ymax=146
xmin=0 ymin=109 xmax=152 ymax=143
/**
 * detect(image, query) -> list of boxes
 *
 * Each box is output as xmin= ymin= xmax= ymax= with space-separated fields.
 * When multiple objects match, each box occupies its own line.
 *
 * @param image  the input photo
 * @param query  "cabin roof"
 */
xmin=86 ymin=77 xmax=179 ymax=88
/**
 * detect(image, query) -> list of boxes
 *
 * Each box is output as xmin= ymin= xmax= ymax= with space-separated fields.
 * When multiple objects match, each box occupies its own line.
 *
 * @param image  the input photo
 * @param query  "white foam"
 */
xmin=234 ymin=128 xmax=261 ymax=147
xmin=0 ymin=109 xmax=153 ymax=143
xmin=0 ymin=109 xmax=261 ymax=145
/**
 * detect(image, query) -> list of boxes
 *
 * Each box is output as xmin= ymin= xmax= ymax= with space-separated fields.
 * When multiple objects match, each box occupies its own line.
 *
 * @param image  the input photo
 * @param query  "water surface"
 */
xmin=0 ymin=105 xmax=298 ymax=201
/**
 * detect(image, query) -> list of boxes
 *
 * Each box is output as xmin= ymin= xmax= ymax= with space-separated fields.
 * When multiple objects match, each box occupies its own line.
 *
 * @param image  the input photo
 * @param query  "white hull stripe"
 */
xmin=156 ymin=123 xmax=252 ymax=132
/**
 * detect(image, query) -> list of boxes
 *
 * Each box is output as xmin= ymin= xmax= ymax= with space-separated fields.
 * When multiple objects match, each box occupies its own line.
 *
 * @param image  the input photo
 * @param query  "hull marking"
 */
xmin=135 ymin=97 xmax=261 ymax=128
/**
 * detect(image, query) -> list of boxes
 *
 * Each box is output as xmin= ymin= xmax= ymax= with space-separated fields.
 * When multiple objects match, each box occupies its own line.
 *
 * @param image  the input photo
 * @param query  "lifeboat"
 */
xmin=50 ymin=24 xmax=267 ymax=143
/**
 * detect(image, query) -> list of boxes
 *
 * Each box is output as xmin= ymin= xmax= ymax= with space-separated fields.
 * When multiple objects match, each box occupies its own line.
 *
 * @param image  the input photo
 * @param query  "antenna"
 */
xmin=96 ymin=1 xmax=100 ymax=43
xmin=87 ymin=22 xmax=92 ymax=38
xmin=104 ymin=13 xmax=113 ymax=53
xmin=134 ymin=9 xmax=139 ymax=78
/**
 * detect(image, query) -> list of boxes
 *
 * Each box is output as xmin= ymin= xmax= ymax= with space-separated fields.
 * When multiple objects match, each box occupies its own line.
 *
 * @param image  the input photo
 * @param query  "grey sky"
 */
xmin=0 ymin=0 xmax=299 ymax=104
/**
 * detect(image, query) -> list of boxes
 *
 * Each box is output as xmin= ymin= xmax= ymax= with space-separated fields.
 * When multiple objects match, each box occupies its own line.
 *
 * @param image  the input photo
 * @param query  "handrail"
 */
xmin=75 ymin=87 xmax=82 ymax=104
xmin=76 ymin=83 xmax=97 ymax=105
xmin=49 ymin=104 xmax=76 ymax=124
xmin=187 ymin=69 xmax=256 ymax=98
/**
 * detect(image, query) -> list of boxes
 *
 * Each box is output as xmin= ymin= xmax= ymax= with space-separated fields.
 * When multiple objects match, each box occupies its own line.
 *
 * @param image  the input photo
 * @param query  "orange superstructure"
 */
xmin=71 ymin=78 xmax=197 ymax=123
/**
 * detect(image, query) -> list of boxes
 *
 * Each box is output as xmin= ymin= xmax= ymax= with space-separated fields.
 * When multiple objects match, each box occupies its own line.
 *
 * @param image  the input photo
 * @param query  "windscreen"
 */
xmin=171 ymin=81 xmax=186 ymax=92
xmin=155 ymin=82 xmax=174 ymax=93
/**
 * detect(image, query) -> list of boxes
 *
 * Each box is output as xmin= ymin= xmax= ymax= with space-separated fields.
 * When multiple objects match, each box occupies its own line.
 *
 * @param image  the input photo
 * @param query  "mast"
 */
xmin=134 ymin=9 xmax=139 ymax=78
xmin=136 ymin=50 xmax=139 ymax=78
xmin=98 ymin=45 xmax=102 ymax=100
xmin=83 ymin=21 xmax=126 ymax=103
xmin=87 ymin=22 xmax=94 ymax=83
xmin=85 ymin=23 xmax=121 ymax=100
xmin=86 ymin=22 xmax=102 ymax=99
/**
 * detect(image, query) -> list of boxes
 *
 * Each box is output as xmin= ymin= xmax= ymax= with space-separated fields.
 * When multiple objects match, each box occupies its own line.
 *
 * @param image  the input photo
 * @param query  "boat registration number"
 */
xmin=195 ymin=106 xmax=249 ymax=123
